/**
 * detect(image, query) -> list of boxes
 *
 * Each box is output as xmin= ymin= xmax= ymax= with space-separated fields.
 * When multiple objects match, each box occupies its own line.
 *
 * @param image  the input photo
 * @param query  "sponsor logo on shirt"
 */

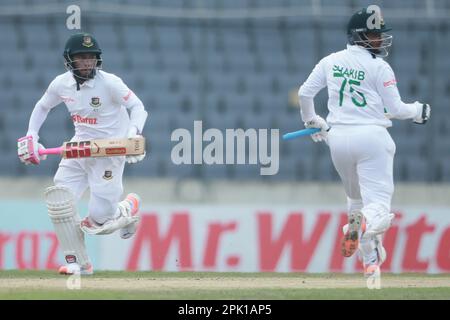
xmin=61 ymin=96 xmax=75 ymax=103
xmin=123 ymin=90 xmax=132 ymax=102
xmin=72 ymin=115 xmax=97 ymax=125
xmin=383 ymin=79 xmax=397 ymax=87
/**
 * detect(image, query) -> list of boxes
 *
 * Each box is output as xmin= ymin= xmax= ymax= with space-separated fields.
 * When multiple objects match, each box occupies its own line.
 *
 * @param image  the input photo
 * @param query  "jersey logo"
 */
xmin=103 ymin=170 xmax=113 ymax=180
xmin=89 ymin=97 xmax=102 ymax=108
xmin=82 ymin=35 xmax=93 ymax=48
xmin=61 ymin=96 xmax=75 ymax=103
xmin=65 ymin=254 xmax=77 ymax=264
xmin=383 ymin=79 xmax=397 ymax=87
xmin=72 ymin=115 xmax=97 ymax=125
xmin=123 ymin=90 xmax=132 ymax=101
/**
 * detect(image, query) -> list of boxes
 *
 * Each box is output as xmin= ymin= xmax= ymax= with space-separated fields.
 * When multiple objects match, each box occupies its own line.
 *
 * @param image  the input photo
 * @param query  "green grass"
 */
xmin=1 ymin=287 xmax=449 ymax=300
xmin=0 ymin=270 xmax=449 ymax=300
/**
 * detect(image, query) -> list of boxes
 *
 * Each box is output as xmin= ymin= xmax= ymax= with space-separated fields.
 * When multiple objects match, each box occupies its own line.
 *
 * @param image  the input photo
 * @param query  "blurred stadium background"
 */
xmin=0 ymin=0 xmax=449 ymax=276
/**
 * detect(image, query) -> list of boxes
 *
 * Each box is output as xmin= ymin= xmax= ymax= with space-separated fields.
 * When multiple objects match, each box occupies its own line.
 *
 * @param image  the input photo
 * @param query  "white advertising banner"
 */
xmin=1 ymin=202 xmax=449 ymax=273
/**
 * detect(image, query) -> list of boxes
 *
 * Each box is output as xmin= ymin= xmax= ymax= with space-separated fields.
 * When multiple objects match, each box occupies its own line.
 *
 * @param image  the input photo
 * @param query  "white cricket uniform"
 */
xmin=299 ymin=44 xmax=419 ymax=216
xmin=27 ymin=70 xmax=148 ymax=224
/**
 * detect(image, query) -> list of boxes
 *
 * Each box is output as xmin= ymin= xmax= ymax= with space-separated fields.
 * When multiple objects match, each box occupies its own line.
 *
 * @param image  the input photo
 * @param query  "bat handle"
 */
xmin=39 ymin=147 xmax=63 ymax=156
xmin=282 ymin=128 xmax=321 ymax=140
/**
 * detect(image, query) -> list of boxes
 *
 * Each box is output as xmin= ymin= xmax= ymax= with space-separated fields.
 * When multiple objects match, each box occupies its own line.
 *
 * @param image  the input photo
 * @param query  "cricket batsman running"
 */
xmin=17 ymin=33 xmax=148 ymax=275
xmin=298 ymin=7 xmax=431 ymax=278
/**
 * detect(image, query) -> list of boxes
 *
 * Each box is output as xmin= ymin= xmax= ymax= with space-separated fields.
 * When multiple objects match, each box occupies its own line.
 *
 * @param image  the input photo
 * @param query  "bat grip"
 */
xmin=282 ymin=128 xmax=321 ymax=140
xmin=39 ymin=147 xmax=63 ymax=156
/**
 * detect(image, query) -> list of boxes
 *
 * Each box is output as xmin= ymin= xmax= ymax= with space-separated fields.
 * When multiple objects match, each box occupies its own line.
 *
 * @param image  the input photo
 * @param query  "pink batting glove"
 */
xmin=17 ymin=135 xmax=46 ymax=165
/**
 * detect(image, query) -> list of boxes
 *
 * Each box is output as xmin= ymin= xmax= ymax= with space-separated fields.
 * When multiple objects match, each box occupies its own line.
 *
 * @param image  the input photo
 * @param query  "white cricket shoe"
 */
xmin=120 ymin=193 xmax=141 ymax=239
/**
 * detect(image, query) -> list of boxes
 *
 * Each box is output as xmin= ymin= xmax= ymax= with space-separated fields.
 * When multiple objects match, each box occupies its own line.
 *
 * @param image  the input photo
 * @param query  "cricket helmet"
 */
xmin=63 ymin=33 xmax=102 ymax=81
xmin=347 ymin=6 xmax=393 ymax=57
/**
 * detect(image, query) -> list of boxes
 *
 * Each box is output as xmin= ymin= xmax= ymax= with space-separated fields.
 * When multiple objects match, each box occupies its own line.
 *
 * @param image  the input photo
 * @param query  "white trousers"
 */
xmin=328 ymin=125 xmax=396 ymax=213
xmin=54 ymin=157 xmax=126 ymax=224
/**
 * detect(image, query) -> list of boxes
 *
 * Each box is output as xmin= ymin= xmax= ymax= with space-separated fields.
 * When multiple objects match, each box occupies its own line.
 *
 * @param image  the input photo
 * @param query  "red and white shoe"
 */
xmin=58 ymin=263 xmax=94 ymax=276
xmin=341 ymin=210 xmax=366 ymax=257
xmin=120 ymin=193 xmax=141 ymax=239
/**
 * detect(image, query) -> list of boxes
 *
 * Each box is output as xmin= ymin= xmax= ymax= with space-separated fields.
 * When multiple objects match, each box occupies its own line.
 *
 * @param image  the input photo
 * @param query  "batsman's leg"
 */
xmin=341 ymin=198 xmax=364 ymax=257
xmin=79 ymin=157 xmax=141 ymax=236
xmin=360 ymin=234 xmax=387 ymax=278
xmin=331 ymin=126 xmax=395 ymax=258
xmin=328 ymin=128 xmax=365 ymax=258
xmin=45 ymin=186 xmax=93 ymax=275
xmin=357 ymin=127 xmax=395 ymax=238
xmin=341 ymin=209 xmax=366 ymax=257
xmin=119 ymin=193 xmax=141 ymax=239
xmin=80 ymin=193 xmax=141 ymax=236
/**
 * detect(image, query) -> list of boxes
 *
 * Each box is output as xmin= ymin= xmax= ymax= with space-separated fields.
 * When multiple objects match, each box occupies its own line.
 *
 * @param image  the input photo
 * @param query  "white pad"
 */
xmin=81 ymin=201 xmax=138 ymax=235
xmin=361 ymin=203 xmax=395 ymax=237
xmin=374 ymin=234 xmax=387 ymax=266
xmin=45 ymin=186 xmax=90 ymax=267
xmin=359 ymin=236 xmax=376 ymax=256
xmin=359 ymin=234 xmax=387 ymax=266
xmin=347 ymin=197 xmax=363 ymax=214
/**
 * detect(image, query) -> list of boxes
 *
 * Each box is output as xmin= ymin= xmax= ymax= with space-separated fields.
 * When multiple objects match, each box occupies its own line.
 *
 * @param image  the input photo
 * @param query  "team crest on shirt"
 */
xmin=103 ymin=170 xmax=113 ymax=180
xmin=82 ymin=35 xmax=93 ymax=48
xmin=90 ymin=97 xmax=102 ymax=108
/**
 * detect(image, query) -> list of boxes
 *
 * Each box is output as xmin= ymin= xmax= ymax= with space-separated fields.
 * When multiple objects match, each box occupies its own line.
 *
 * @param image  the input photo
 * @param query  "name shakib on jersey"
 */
xmin=72 ymin=115 xmax=98 ymax=125
xmin=333 ymin=65 xmax=365 ymax=80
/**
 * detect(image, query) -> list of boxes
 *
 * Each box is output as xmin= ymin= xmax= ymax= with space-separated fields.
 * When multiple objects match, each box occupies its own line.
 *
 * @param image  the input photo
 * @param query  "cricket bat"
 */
xmin=38 ymin=137 xmax=146 ymax=159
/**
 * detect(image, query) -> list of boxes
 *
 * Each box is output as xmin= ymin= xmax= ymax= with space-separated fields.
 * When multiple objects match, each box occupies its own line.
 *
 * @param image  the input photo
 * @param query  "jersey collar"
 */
xmin=346 ymin=44 xmax=374 ymax=58
xmin=67 ymin=74 xmax=96 ymax=88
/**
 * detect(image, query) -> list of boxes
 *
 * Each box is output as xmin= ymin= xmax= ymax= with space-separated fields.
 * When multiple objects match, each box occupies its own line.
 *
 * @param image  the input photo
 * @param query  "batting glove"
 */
xmin=17 ymin=134 xmax=47 ymax=165
xmin=304 ymin=116 xmax=330 ymax=143
xmin=126 ymin=127 xmax=146 ymax=164
xmin=413 ymin=101 xmax=431 ymax=125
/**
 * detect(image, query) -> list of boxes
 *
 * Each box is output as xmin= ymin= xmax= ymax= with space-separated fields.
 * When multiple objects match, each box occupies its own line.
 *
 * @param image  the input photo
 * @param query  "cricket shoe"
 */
xmin=58 ymin=263 xmax=94 ymax=276
xmin=363 ymin=236 xmax=386 ymax=278
xmin=120 ymin=193 xmax=141 ymax=239
xmin=341 ymin=210 xmax=366 ymax=257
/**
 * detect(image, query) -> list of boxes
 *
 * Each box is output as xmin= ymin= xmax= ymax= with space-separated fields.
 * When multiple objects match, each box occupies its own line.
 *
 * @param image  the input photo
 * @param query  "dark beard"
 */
xmin=73 ymin=68 xmax=96 ymax=84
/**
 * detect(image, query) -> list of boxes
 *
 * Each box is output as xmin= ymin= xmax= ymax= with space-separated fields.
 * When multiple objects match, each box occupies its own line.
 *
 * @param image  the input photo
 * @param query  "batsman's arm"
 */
xmin=127 ymin=101 xmax=148 ymax=136
xmin=109 ymin=74 xmax=148 ymax=165
xmin=298 ymin=57 xmax=327 ymax=122
xmin=109 ymin=74 xmax=148 ymax=136
xmin=26 ymin=78 xmax=63 ymax=139
xmin=377 ymin=63 xmax=430 ymax=122
xmin=298 ymin=95 xmax=317 ymax=122
xmin=18 ymin=79 xmax=63 ymax=165
xmin=27 ymin=102 xmax=50 ymax=140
